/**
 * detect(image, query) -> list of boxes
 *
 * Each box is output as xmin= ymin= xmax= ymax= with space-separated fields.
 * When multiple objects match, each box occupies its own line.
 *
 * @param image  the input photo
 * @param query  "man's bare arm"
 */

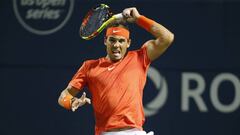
xmin=122 ymin=7 xmax=174 ymax=61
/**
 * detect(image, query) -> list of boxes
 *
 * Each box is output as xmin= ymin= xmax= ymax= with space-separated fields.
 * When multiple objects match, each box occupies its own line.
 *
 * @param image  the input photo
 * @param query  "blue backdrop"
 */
xmin=1 ymin=0 xmax=240 ymax=135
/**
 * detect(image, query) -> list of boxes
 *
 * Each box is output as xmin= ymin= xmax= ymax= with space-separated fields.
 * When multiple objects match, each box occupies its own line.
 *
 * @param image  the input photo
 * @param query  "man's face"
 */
xmin=104 ymin=35 xmax=131 ymax=61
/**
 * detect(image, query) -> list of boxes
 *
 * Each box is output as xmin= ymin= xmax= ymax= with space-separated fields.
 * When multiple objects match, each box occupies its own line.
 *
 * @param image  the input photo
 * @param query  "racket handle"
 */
xmin=113 ymin=13 xmax=123 ymax=20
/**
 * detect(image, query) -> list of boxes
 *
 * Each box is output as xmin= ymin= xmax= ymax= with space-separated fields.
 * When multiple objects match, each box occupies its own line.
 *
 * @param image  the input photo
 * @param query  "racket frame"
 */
xmin=80 ymin=4 xmax=123 ymax=40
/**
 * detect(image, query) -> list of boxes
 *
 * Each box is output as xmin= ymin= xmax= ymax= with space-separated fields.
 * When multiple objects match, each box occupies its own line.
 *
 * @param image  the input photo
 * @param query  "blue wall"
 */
xmin=1 ymin=0 xmax=240 ymax=135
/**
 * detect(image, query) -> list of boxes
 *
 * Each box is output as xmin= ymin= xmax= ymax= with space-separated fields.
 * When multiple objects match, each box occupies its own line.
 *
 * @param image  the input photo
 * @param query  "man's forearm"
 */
xmin=136 ymin=15 xmax=174 ymax=46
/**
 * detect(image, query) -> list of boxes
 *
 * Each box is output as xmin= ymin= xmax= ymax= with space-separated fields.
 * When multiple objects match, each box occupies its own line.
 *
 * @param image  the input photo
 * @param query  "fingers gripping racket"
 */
xmin=79 ymin=4 xmax=123 ymax=40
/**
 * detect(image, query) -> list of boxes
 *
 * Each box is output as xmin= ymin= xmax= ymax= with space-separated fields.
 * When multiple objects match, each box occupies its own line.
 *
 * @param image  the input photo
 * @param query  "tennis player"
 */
xmin=58 ymin=7 xmax=174 ymax=135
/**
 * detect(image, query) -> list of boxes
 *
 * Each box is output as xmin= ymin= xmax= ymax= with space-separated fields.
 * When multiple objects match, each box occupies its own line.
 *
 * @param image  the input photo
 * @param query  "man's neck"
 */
xmin=105 ymin=55 xmax=123 ymax=63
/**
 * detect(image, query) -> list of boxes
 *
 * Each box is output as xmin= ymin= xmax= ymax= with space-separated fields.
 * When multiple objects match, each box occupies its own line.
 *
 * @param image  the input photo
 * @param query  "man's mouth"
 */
xmin=112 ymin=50 xmax=121 ymax=57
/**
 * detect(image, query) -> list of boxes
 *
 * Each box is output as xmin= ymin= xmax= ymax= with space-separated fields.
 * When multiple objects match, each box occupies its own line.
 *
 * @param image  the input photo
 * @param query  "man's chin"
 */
xmin=111 ymin=56 xmax=122 ymax=61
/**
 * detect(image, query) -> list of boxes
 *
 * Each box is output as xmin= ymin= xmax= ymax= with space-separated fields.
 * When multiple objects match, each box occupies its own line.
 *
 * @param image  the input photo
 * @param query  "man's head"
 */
xmin=104 ymin=23 xmax=131 ymax=62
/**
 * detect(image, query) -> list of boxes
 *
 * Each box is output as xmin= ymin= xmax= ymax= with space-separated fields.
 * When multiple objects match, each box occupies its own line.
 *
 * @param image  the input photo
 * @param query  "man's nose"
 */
xmin=113 ymin=41 xmax=121 ymax=47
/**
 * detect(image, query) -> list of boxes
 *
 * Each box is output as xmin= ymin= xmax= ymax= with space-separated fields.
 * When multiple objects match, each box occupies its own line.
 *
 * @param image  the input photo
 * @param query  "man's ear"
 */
xmin=104 ymin=36 xmax=107 ymax=46
xmin=127 ymin=38 xmax=131 ymax=48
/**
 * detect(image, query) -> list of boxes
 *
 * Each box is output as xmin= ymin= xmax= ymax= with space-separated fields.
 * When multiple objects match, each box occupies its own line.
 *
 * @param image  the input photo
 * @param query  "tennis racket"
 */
xmin=79 ymin=4 xmax=123 ymax=40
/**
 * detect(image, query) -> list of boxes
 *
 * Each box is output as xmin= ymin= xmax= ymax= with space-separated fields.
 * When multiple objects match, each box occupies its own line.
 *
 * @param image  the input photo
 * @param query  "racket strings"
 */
xmin=81 ymin=8 xmax=111 ymax=37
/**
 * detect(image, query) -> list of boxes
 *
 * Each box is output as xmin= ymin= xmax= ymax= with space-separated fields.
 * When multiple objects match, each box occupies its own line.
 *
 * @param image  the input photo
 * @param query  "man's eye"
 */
xmin=119 ymin=39 xmax=125 ymax=43
xmin=109 ymin=39 xmax=116 ymax=43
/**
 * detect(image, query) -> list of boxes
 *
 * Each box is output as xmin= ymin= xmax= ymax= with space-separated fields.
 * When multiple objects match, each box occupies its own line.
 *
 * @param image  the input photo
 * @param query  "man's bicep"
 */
xmin=145 ymin=39 xmax=169 ymax=61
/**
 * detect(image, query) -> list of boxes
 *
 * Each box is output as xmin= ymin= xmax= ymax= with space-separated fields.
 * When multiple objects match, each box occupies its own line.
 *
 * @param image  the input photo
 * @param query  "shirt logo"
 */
xmin=107 ymin=66 xmax=115 ymax=71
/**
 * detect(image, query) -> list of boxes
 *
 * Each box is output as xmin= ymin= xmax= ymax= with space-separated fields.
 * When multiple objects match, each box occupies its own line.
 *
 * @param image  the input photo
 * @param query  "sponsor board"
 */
xmin=145 ymin=66 xmax=240 ymax=117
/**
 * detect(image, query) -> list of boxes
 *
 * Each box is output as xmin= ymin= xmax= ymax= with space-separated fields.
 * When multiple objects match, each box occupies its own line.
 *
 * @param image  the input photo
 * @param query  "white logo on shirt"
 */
xmin=108 ymin=66 xmax=115 ymax=71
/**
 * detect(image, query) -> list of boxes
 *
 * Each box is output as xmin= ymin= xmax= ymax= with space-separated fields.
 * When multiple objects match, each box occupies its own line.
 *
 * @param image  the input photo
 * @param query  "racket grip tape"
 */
xmin=113 ymin=13 xmax=124 ymax=19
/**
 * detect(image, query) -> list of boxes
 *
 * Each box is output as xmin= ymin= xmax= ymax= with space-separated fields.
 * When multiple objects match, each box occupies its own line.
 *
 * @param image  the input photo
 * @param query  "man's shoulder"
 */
xmin=85 ymin=59 xmax=99 ymax=63
xmin=128 ymin=47 xmax=146 ymax=55
xmin=83 ymin=57 xmax=103 ymax=67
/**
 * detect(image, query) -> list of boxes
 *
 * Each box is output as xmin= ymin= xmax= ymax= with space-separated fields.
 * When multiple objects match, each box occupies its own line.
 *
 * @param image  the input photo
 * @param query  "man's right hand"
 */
xmin=71 ymin=92 xmax=91 ymax=112
xmin=122 ymin=7 xmax=141 ymax=23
